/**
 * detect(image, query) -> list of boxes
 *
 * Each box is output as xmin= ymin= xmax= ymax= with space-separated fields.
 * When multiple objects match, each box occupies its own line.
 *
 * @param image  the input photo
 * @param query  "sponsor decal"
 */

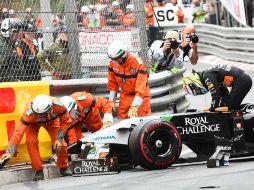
xmin=236 ymin=123 xmax=242 ymax=129
xmin=130 ymin=67 xmax=135 ymax=74
xmin=220 ymin=146 xmax=232 ymax=151
xmin=73 ymin=158 xmax=118 ymax=175
xmin=83 ymin=108 xmax=90 ymax=113
xmin=99 ymin=152 xmax=108 ymax=158
xmin=113 ymin=68 xmax=119 ymax=72
xmin=91 ymin=135 xmax=116 ymax=141
xmin=234 ymin=134 xmax=244 ymax=142
xmin=177 ymin=116 xmax=221 ymax=135
xmin=75 ymin=160 xmax=110 ymax=174
xmin=160 ymin=115 xmax=173 ymax=122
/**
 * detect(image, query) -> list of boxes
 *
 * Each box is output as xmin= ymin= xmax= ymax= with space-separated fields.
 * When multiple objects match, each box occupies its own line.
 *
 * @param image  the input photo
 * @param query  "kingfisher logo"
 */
xmin=177 ymin=116 xmax=221 ymax=135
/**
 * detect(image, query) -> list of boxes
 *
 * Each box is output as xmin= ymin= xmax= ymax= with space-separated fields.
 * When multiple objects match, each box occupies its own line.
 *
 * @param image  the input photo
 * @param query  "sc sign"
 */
xmin=153 ymin=4 xmax=178 ymax=27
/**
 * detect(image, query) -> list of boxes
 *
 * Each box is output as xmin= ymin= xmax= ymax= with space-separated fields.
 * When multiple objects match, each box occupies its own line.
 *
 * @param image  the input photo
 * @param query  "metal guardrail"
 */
xmin=163 ymin=24 xmax=254 ymax=64
xmin=49 ymin=68 xmax=189 ymax=114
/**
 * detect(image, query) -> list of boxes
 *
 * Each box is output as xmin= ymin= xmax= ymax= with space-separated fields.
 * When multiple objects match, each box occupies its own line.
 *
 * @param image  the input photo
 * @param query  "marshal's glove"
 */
xmin=109 ymin=91 xmax=117 ymax=112
xmin=127 ymin=106 xmax=139 ymax=118
xmin=102 ymin=121 xmax=112 ymax=129
xmin=54 ymin=129 xmax=66 ymax=153
xmin=53 ymin=140 xmax=62 ymax=154
xmin=0 ymin=144 xmax=16 ymax=163
xmin=0 ymin=153 xmax=12 ymax=161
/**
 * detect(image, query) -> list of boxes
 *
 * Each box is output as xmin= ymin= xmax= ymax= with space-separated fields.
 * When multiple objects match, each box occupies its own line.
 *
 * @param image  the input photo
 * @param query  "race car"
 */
xmin=67 ymin=104 xmax=254 ymax=170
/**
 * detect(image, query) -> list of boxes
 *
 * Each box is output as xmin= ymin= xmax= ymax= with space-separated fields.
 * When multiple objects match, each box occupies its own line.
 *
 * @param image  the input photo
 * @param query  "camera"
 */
xmin=187 ymin=34 xmax=199 ymax=44
xmin=170 ymin=39 xmax=179 ymax=49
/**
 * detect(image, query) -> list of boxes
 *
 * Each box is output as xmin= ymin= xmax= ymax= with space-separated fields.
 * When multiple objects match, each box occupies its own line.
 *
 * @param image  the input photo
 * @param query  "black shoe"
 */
xmin=60 ymin=167 xmax=72 ymax=176
xmin=33 ymin=170 xmax=44 ymax=181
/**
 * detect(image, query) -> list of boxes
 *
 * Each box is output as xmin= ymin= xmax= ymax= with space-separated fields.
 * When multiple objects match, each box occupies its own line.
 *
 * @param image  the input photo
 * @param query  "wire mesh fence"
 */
xmin=0 ymin=0 xmax=148 ymax=81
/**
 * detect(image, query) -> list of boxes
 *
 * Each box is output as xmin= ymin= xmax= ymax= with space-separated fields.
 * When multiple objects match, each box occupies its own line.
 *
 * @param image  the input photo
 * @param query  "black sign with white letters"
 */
xmin=72 ymin=158 xmax=119 ymax=176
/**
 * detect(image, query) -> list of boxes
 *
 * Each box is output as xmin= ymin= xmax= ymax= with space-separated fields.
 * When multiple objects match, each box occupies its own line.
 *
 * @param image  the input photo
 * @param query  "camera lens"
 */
xmin=170 ymin=40 xmax=179 ymax=49
xmin=191 ymin=34 xmax=199 ymax=44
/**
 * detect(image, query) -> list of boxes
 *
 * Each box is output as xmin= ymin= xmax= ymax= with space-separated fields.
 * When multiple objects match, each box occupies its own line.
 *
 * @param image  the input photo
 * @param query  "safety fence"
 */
xmin=162 ymin=23 xmax=254 ymax=64
xmin=0 ymin=0 xmax=149 ymax=81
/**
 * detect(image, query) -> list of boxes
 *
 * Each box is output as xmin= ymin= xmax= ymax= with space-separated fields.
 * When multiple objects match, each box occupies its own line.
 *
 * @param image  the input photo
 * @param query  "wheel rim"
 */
xmin=144 ymin=128 xmax=173 ymax=157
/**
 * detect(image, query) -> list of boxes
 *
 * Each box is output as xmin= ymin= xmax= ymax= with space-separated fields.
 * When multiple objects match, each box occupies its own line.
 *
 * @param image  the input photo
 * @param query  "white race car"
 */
xmin=68 ymin=115 xmax=182 ymax=170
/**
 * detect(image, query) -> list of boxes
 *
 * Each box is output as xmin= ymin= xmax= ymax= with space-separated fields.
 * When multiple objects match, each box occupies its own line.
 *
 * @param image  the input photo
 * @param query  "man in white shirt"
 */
xmin=149 ymin=30 xmax=184 ymax=73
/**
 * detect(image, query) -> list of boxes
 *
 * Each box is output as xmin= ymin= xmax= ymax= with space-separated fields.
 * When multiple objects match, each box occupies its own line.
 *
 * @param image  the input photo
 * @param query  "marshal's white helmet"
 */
xmin=32 ymin=94 xmax=52 ymax=114
xmin=9 ymin=9 xmax=15 ymax=15
xmin=60 ymin=96 xmax=77 ymax=112
xmin=107 ymin=41 xmax=128 ymax=60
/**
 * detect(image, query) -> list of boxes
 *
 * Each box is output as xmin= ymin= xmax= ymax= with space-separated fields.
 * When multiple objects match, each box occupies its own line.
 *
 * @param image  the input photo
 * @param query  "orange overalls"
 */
xmin=79 ymin=13 xmax=89 ymax=26
xmin=114 ymin=8 xmax=125 ymax=24
xmin=108 ymin=53 xmax=151 ymax=119
xmin=9 ymin=97 xmax=72 ymax=171
xmin=145 ymin=1 xmax=155 ymax=26
xmin=66 ymin=91 xmax=113 ymax=144
xmin=123 ymin=12 xmax=136 ymax=26
xmin=35 ymin=15 xmax=43 ymax=28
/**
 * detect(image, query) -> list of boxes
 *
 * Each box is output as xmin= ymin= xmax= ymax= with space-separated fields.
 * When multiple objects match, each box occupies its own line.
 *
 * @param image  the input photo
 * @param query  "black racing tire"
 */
xmin=129 ymin=118 xmax=182 ymax=170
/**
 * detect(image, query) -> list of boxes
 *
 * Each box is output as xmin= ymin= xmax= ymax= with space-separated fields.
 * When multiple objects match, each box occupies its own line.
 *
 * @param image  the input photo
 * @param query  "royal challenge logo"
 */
xmin=177 ymin=116 xmax=221 ymax=135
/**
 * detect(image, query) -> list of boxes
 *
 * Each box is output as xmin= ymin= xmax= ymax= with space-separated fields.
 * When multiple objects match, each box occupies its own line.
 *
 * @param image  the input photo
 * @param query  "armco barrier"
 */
xmin=0 ymin=81 xmax=52 ymax=165
xmin=49 ymin=68 xmax=190 ymax=114
xmin=162 ymin=24 xmax=254 ymax=64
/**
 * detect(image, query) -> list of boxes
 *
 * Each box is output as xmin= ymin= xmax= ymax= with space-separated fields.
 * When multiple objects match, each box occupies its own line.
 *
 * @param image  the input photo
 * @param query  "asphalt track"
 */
xmin=1 ymin=160 xmax=254 ymax=190
xmin=1 ymin=57 xmax=254 ymax=190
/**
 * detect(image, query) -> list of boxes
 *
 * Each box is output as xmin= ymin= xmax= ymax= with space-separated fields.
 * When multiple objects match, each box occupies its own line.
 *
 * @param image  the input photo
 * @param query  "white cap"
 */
xmin=164 ymin=30 xmax=179 ymax=41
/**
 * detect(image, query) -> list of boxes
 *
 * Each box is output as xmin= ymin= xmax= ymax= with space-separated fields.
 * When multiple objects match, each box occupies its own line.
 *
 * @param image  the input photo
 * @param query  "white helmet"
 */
xmin=25 ymin=7 xmax=32 ymax=13
xmin=60 ymin=96 xmax=77 ymax=112
xmin=9 ymin=9 xmax=15 ymax=15
xmin=89 ymin=4 xmax=95 ymax=10
xmin=32 ymin=94 xmax=52 ymax=114
xmin=126 ymin=4 xmax=134 ymax=11
xmin=81 ymin=6 xmax=90 ymax=13
xmin=108 ymin=41 xmax=128 ymax=60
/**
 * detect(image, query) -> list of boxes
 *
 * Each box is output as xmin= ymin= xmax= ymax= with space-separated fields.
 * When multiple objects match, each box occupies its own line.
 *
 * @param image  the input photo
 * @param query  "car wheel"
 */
xmin=129 ymin=118 xmax=182 ymax=170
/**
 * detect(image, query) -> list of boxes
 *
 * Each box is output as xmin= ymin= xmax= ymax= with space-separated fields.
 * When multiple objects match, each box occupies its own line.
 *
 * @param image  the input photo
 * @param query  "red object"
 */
xmin=0 ymin=150 xmax=5 ymax=157
xmin=0 ymin=88 xmax=16 ymax=114
xmin=6 ymin=120 xmax=15 ymax=140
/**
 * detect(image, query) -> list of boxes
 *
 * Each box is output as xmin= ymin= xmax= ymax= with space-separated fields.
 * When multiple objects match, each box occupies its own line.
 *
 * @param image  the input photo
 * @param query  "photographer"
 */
xmin=180 ymin=24 xmax=199 ymax=65
xmin=149 ymin=30 xmax=184 ymax=73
